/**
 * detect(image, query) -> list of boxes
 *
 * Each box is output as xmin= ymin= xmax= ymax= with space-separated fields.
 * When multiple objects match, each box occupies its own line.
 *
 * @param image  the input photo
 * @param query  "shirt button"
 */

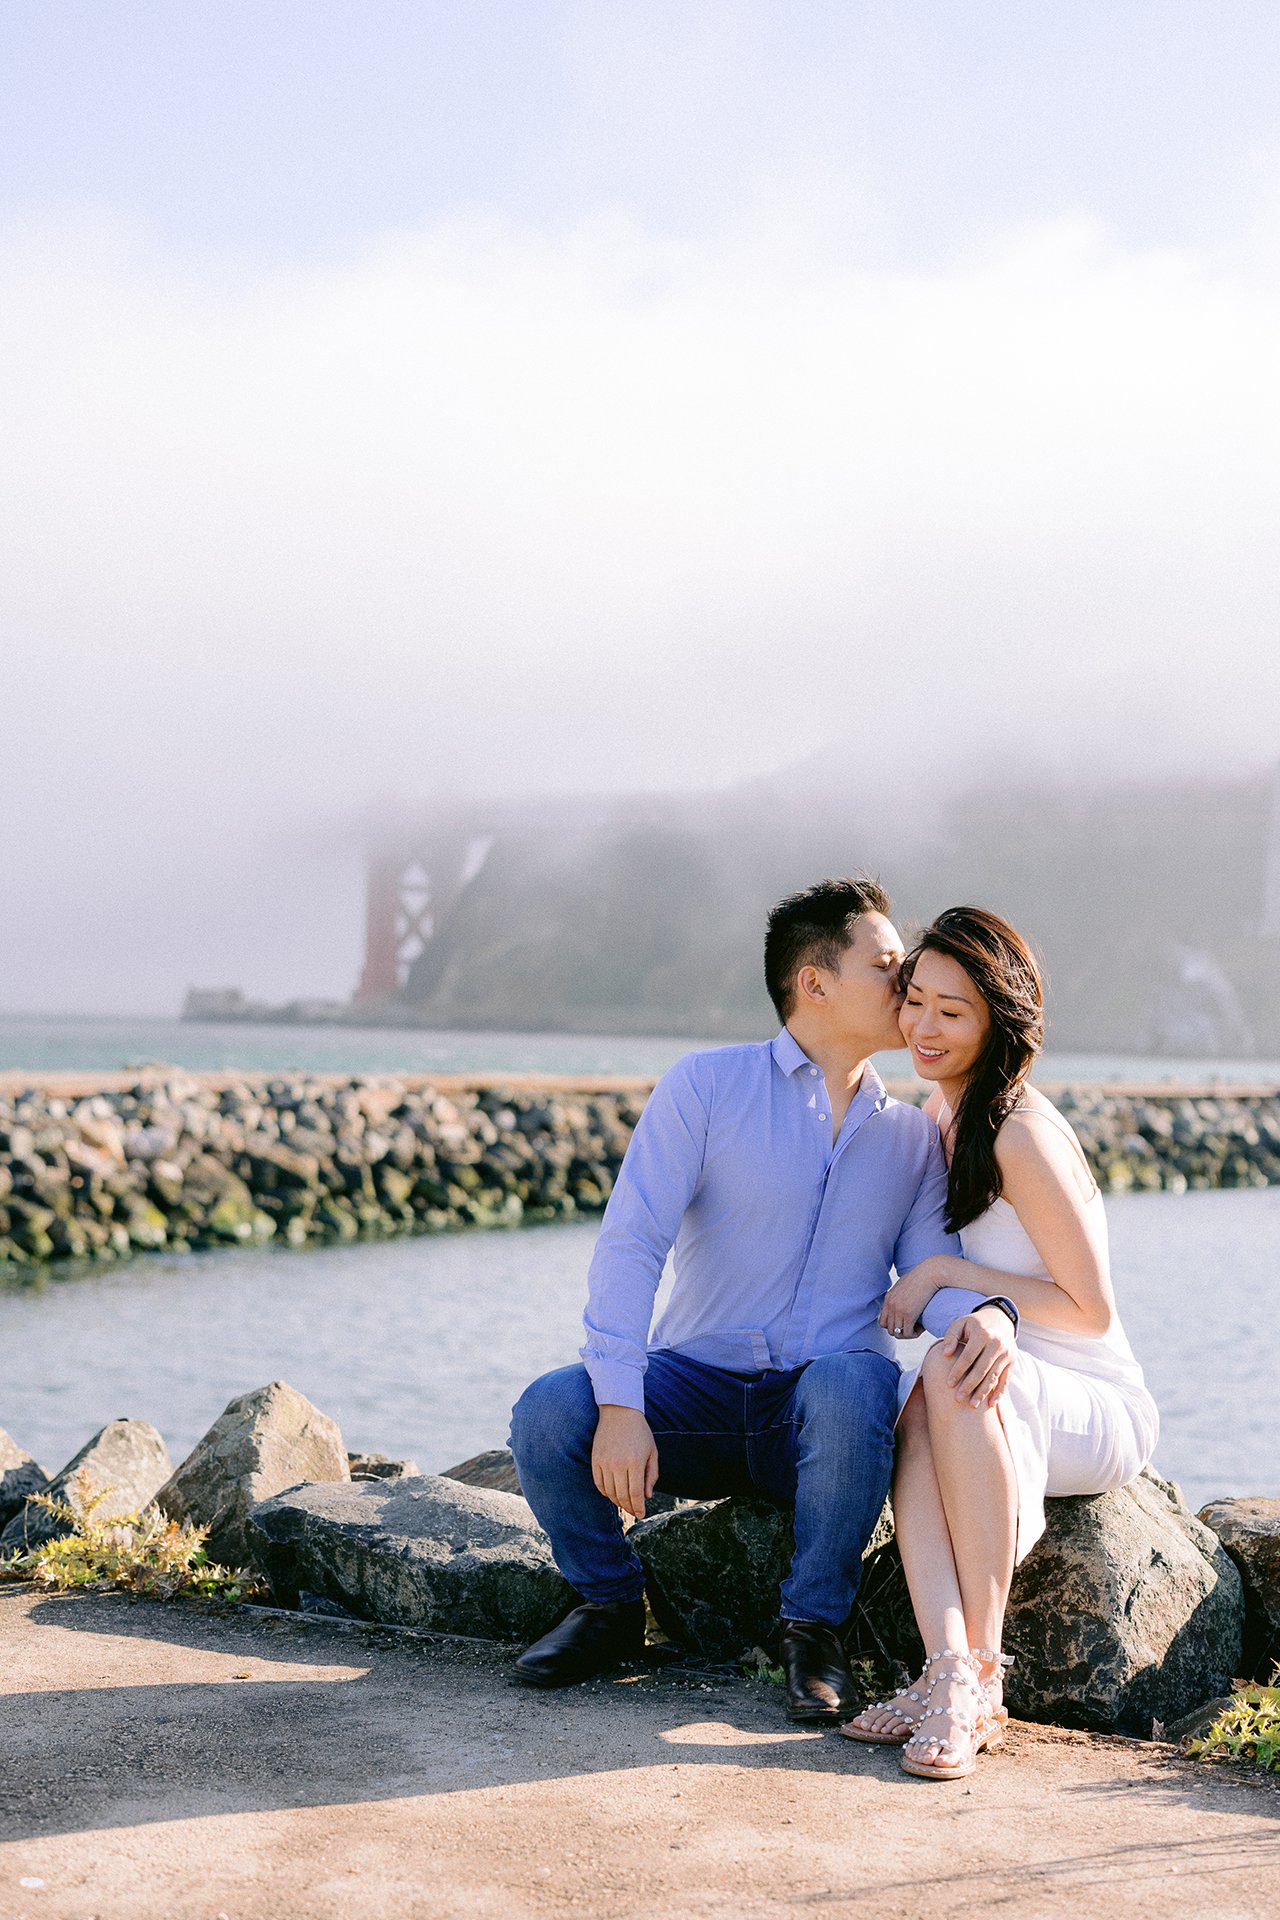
xmin=819 ymin=1114 xmax=828 ymax=1121
xmin=809 ymin=1067 xmax=819 ymax=1076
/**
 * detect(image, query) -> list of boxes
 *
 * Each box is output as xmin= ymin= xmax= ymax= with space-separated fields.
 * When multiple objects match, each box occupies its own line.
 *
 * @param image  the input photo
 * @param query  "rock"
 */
xmin=0 ymin=1430 xmax=49 ymax=1532
xmin=1001 ymin=1471 xmax=1243 ymax=1734
xmin=1162 ymin=1696 xmax=1236 ymax=1743
xmin=297 ymin=1588 xmax=360 ymax=1619
xmin=630 ymin=1497 xmax=791 ymax=1660
xmin=629 ymin=1496 xmax=895 ymax=1663
xmin=348 ymin=1451 xmax=421 ymax=1481
xmin=859 ymin=1473 xmax=1245 ymax=1735
xmin=155 ymin=1381 xmax=349 ymax=1568
xmin=246 ymin=1474 xmax=574 ymax=1640
xmin=0 ymin=1420 xmax=173 ymax=1552
xmin=441 ymin=1447 xmax=523 ymax=1495
xmin=1198 ymin=1495 xmax=1280 ymax=1676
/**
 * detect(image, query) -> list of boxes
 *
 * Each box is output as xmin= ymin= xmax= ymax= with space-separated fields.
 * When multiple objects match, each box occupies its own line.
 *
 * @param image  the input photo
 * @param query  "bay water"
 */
xmin=2 ymin=1011 xmax=1278 ymax=1084
xmin=1 ymin=1187 xmax=1275 ymax=1515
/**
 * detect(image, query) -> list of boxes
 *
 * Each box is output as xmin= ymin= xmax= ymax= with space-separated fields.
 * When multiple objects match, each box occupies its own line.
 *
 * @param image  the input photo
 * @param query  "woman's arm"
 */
xmin=882 ymin=1111 xmax=1116 ymax=1338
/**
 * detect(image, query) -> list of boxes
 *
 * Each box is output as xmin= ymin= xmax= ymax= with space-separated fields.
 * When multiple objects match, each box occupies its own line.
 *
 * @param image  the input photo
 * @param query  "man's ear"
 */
xmin=795 ymin=964 xmax=824 ymax=1006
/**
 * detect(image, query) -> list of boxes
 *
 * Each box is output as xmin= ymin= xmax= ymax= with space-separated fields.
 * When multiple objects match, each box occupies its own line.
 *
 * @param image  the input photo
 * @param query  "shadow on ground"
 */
xmin=3 ymin=1583 xmax=1278 ymax=1892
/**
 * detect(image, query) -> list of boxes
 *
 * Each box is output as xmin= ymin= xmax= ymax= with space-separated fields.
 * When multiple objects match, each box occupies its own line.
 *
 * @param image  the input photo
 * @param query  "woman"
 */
xmin=841 ymin=907 xmax=1158 ymax=1781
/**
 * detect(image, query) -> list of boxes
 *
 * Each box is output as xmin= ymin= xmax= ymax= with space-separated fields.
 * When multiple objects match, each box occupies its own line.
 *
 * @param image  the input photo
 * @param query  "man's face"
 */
xmin=812 ymin=911 xmax=907 ymax=1051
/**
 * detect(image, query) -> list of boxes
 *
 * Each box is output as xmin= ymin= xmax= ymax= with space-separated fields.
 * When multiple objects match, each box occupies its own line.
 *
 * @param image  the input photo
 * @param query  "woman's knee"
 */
xmin=920 ymin=1340 xmax=960 ymax=1405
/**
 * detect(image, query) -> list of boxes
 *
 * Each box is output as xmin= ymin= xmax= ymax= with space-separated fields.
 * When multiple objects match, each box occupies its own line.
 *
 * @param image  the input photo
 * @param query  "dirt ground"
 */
xmin=2 ymin=1585 xmax=1278 ymax=1920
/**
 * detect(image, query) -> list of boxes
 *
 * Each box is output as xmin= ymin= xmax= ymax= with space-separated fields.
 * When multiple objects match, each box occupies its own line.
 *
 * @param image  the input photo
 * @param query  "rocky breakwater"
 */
xmin=0 ymin=1071 xmax=1277 ymax=1271
xmin=0 ymin=1072 xmax=643 ymax=1269
xmin=1051 ymin=1085 xmax=1280 ymax=1193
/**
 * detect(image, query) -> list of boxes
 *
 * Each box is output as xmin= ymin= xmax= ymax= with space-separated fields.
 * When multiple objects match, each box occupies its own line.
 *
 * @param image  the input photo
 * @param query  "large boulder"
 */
xmin=858 ymin=1469 xmax=1243 ymax=1735
xmin=0 ymin=1420 xmax=173 ymax=1552
xmin=0 ymin=1430 xmax=50 ymax=1532
xmin=155 ymin=1381 xmax=348 ymax=1569
xmin=629 ymin=1496 xmax=895 ymax=1663
xmin=1003 ymin=1471 xmax=1243 ymax=1733
xmin=1198 ymin=1495 xmax=1280 ymax=1678
xmin=246 ymin=1474 xmax=575 ymax=1641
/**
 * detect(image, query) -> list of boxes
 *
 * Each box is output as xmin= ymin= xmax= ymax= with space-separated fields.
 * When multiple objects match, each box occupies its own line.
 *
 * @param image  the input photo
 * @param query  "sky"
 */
xmin=2 ymin=2 xmax=1279 ymax=1011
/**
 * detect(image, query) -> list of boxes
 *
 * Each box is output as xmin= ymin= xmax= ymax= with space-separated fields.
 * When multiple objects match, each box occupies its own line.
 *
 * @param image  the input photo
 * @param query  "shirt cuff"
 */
xmin=921 ymin=1285 xmax=988 ymax=1337
xmin=583 ymin=1356 xmax=646 ymax=1412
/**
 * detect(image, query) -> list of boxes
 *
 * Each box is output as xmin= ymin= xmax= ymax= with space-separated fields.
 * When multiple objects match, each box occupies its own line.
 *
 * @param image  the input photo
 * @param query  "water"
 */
xmin=0 ymin=1188 xmax=1274 ymax=1514
xmin=2 ymin=1012 xmax=1278 ymax=1085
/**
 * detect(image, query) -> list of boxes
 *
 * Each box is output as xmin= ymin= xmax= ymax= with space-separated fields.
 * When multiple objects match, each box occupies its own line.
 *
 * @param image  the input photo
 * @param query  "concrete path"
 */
xmin=2 ymin=1585 xmax=1278 ymax=1920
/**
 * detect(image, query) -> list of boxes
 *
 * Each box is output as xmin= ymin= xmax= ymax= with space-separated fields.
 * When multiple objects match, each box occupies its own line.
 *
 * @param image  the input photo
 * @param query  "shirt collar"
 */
xmin=771 ymin=1028 xmax=891 ymax=1113
xmin=857 ymin=1061 xmax=890 ymax=1114
xmin=771 ymin=1027 xmax=813 ymax=1077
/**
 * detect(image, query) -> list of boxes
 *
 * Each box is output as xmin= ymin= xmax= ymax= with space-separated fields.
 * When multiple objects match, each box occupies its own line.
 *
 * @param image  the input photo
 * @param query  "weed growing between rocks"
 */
xmin=1185 ymin=1678 xmax=1280 ymax=1774
xmin=0 ymin=1479 xmax=265 ymax=1601
xmin=740 ymin=1645 xmax=890 ymax=1698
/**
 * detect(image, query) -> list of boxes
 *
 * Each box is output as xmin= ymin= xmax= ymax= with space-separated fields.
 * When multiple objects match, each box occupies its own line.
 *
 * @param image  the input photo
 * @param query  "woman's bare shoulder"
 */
xmin=995 ymin=1090 xmax=1091 ymax=1187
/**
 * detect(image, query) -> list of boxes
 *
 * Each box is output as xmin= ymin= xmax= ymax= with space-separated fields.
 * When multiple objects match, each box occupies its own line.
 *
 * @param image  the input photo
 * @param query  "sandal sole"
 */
xmin=901 ymin=1756 xmax=976 ymax=1781
xmin=837 ymin=1723 xmax=913 ymax=1746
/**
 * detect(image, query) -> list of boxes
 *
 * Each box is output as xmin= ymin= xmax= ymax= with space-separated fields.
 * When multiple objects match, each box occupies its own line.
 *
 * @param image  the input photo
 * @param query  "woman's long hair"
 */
xmin=902 ymin=907 xmax=1045 ymax=1232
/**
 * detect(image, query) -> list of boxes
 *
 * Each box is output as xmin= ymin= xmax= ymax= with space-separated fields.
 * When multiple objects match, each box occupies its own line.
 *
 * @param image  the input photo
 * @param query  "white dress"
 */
xmin=897 ymin=1116 xmax=1160 ymax=1563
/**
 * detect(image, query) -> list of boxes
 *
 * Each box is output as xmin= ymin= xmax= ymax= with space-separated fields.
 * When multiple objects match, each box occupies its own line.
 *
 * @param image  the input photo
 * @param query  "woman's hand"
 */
xmin=942 ymin=1306 xmax=1017 ymax=1408
xmin=879 ymin=1254 xmax=956 ymax=1339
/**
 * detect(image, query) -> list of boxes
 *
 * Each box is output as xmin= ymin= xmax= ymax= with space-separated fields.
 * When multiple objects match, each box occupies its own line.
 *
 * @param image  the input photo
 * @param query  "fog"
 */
xmin=1 ymin=4 xmax=1277 ymax=1013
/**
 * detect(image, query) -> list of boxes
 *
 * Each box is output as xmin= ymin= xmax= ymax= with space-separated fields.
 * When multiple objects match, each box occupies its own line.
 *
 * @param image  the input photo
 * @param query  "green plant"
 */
xmin=743 ymin=1645 xmax=786 ymax=1686
xmin=740 ymin=1645 xmax=888 ymax=1697
xmin=0 ymin=1479 xmax=265 ymax=1602
xmin=1184 ymin=1679 xmax=1280 ymax=1775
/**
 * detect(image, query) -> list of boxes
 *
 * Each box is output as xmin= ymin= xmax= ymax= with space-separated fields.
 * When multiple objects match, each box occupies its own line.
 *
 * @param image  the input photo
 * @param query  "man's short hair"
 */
xmin=763 ymin=877 xmax=892 ymax=1021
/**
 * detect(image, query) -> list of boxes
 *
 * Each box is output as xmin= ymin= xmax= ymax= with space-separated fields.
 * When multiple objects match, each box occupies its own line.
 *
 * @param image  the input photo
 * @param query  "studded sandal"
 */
xmin=838 ymin=1648 xmax=967 ymax=1747
xmin=970 ymin=1646 xmax=1014 ymax=1743
xmin=899 ymin=1652 xmax=992 ymax=1781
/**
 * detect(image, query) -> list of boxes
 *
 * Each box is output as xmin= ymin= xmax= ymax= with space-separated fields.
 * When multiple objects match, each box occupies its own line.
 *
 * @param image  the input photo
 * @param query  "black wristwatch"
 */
xmin=980 ymin=1295 xmax=1020 ymax=1334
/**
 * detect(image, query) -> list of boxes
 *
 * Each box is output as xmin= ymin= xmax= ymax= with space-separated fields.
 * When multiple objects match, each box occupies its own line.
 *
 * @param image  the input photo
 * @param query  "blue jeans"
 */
xmin=509 ymin=1347 xmax=898 ymax=1628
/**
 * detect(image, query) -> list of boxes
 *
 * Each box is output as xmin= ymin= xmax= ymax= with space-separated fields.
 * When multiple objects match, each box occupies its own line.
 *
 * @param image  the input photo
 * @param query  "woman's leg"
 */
xmin=844 ymin=1381 xmax=967 ymax=1736
xmin=917 ymin=1340 xmax=1019 ymax=1728
xmin=892 ymin=1380 xmax=969 ymax=1653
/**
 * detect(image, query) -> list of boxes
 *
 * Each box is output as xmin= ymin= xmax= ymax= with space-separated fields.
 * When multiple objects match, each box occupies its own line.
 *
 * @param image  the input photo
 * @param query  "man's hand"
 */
xmin=879 ymin=1254 xmax=952 ymax=1337
xmin=941 ymin=1304 xmax=1017 ymax=1409
xmin=592 ymin=1405 xmax=659 ymax=1520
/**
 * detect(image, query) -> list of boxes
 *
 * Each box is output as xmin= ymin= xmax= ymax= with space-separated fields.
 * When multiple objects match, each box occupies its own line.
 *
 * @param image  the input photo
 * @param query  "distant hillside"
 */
xmin=385 ymin=770 xmax=1280 ymax=1055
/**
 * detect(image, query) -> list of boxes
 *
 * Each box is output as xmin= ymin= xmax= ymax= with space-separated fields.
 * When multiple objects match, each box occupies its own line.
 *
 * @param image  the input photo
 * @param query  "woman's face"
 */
xmin=899 ymin=947 xmax=991 ymax=1084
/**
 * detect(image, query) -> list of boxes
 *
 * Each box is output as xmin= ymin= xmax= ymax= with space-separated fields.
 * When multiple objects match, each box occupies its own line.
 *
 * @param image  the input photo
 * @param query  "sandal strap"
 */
xmin=918 ymin=1667 xmax=980 ymax=1700
xmin=904 ymin=1704 xmax=981 ymax=1762
xmin=904 ymin=1661 xmax=985 ymax=1761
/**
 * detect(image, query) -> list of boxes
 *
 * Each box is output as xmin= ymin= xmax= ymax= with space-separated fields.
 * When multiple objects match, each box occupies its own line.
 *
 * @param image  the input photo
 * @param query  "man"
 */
xmin=509 ymin=878 xmax=1018 ymax=1719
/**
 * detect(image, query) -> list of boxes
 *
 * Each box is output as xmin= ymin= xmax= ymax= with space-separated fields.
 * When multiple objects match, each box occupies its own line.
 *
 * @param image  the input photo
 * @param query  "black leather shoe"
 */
xmin=779 ymin=1619 xmax=858 ymax=1721
xmin=514 ymin=1598 xmax=647 ymax=1688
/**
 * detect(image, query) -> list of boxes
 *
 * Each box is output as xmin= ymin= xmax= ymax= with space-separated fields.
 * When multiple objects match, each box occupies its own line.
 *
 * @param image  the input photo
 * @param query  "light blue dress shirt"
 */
xmin=580 ymin=1028 xmax=986 ymax=1411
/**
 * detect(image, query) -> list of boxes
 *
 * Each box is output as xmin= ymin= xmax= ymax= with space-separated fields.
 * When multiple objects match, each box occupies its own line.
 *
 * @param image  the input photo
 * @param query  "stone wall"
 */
xmin=0 ymin=1071 xmax=1276 ymax=1270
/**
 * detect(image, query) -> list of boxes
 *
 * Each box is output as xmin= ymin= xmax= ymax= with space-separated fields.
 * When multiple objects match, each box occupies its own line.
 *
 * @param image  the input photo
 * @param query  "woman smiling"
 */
xmin=841 ymin=906 xmax=1159 ymax=1781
